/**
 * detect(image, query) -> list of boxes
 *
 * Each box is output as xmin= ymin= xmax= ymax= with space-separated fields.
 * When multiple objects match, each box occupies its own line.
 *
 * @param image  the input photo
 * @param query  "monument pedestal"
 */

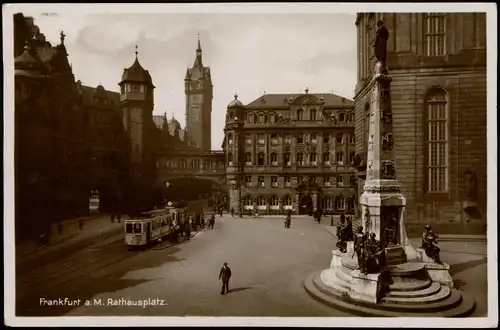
xmin=330 ymin=249 xmax=344 ymax=268
xmin=350 ymin=270 xmax=386 ymax=304
xmin=416 ymin=248 xmax=454 ymax=288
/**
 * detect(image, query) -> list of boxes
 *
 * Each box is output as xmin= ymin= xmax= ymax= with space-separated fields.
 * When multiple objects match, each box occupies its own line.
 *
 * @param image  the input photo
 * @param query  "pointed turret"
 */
xmin=193 ymin=33 xmax=203 ymax=67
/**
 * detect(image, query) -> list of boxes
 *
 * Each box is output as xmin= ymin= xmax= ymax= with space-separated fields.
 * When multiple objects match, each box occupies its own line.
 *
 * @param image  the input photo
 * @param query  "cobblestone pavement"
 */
xmin=62 ymin=215 xmax=351 ymax=317
xmin=25 ymin=214 xmax=487 ymax=317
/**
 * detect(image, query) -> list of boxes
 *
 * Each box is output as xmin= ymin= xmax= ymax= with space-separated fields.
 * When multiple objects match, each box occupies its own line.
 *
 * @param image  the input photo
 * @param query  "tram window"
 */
xmin=133 ymin=223 xmax=142 ymax=233
xmin=126 ymin=224 xmax=134 ymax=233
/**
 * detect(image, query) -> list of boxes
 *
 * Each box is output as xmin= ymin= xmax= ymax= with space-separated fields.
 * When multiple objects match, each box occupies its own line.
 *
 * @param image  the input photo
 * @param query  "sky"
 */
xmin=18 ymin=8 xmax=358 ymax=150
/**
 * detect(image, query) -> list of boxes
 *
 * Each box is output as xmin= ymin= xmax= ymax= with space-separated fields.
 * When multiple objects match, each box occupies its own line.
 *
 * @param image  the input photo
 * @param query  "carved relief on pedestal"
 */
xmin=381 ymin=107 xmax=392 ymax=124
xmin=380 ymin=160 xmax=396 ymax=179
xmin=364 ymin=185 xmax=401 ymax=194
xmin=381 ymin=133 xmax=393 ymax=151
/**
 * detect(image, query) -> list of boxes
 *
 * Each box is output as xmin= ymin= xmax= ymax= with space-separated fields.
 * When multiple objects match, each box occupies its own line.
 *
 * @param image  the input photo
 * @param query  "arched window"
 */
xmin=245 ymin=152 xmax=252 ymax=165
xmin=257 ymin=196 xmax=267 ymax=209
xmin=228 ymin=153 xmax=233 ymax=166
xmin=424 ymin=13 xmax=446 ymax=56
xmin=284 ymin=153 xmax=291 ymax=166
xmin=296 ymin=152 xmax=304 ymax=166
xmin=297 ymin=109 xmax=304 ymax=120
xmin=336 ymin=133 xmax=344 ymax=144
xmin=247 ymin=113 xmax=255 ymax=123
xmin=309 ymin=152 xmax=317 ymax=165
xmin=227 ymin=133 xmax=233 ymax=145
xmin=244 ymin=196 xmax=253 ymax=209
xmin=268 ymin=113 xmax=275 ymax=123
xmin=297 ymin=133 xmax=304 ymax=144
xmin=283 ymin=195 xmax=293 ymax=209
xmin=270 ymin=152 xmax=278 ymax=165
xmin=425 ymin=88 xmax=448 ymax=192
xmin=321 ymin=196 xmax=333 ymax=210
xmin=257 ymin=152 xmax=265 ymax=166
xmin=270 ymin=133 xmax=279 ymax=145
xmin=310 ymin=109 xmax=317 ymax=120
xmin=258 ymin=113 xmax=266 ymax=123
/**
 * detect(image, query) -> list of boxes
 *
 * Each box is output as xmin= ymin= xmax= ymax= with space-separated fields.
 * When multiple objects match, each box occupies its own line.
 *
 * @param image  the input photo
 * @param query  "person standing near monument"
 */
xmin=219 ymin=262 xmax=232 ymax=295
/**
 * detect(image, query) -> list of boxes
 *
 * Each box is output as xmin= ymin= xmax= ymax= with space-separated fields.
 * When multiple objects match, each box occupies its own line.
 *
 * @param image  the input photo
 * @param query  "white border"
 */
xmin=3 ymin=2 xmax=498 ymax=328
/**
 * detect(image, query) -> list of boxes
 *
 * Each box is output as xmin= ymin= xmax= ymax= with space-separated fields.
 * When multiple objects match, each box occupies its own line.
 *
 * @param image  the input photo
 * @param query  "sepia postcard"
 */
xmin=3 ymin=2 xmax=497 ymax=327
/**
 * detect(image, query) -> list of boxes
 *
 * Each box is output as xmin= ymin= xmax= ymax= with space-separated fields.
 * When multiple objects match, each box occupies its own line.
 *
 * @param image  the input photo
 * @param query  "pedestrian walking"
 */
xmin=230 ymin=207 xmax=234 ymax=217
xmin=209 ymin=213 xmax=215 ymax=229
xmin=219 ymin=208 xmax=223 ymax=217
xmin=185 ymin=219 xmax=191 ymax=240
xmin=219 ymin=262 xmax=232 ymax=295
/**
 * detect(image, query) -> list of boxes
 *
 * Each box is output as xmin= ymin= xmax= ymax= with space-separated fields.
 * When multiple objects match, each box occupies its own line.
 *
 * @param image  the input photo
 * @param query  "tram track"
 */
xmin=16 ymin=229 xmax=204 ymax=307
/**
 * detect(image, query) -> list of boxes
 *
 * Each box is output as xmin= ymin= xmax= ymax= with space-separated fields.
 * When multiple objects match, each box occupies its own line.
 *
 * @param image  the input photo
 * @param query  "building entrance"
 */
xmin=299 ymin=194 xmax=313 ymax=215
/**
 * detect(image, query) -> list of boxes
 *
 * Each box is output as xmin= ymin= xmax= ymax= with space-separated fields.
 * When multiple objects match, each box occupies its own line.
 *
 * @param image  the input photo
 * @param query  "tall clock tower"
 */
xmin=118 ymin=46 xmax=156 ymax=182
xmin=185 ymin=35 xmax=213 ymax=151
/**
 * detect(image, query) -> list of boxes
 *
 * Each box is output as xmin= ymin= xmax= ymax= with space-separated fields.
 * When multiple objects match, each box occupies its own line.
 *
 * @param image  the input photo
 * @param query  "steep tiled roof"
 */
xmin=120 ymin=57 xmax=154 ymax=86
xmin=245 ymin=93 xmax=353 ymax=109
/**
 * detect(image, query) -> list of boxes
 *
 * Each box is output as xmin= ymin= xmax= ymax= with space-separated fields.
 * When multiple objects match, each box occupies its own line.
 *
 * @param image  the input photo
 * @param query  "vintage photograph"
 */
xmin=3 ymin=2 xmax=496 ymax=327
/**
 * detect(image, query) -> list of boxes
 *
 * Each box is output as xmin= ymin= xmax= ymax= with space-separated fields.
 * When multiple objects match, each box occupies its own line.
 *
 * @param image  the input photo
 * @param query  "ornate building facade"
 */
xmin=14 ymin=13 xmax=89 ymax=237
xmin=76 ymin=82 xmax=128 ymax=212
xmin=354 ymin=13 xmax=487 ymax=230
xmin=224 ymin=91 xmax=357 ymax=215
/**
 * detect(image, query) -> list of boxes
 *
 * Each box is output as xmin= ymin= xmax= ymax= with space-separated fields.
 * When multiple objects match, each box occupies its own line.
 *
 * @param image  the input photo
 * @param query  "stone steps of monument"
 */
xmin=336 ymin=267 xmax=355 ymax=284
xmin=305 ymin=271 xmax=476 ymax=317
xmin=321 ymin=269 xmax=351 ymax=292
xmin=380 ymin=285 xmax=451 ymax=305
xmin=385 ymin=282 xmax=442 ymax=298
xmin=388 ymin=262 xmax=425 ymax=277
xmin=388 ymin=278 xmax=432 ymax=292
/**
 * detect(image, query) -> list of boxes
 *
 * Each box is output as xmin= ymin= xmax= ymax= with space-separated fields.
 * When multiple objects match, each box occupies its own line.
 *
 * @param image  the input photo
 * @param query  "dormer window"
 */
xmin=258 ymin=113 xmax=265 ymax=123
xmin=268 ymin=113 xmax=275 ymax=123
xmin=247 ymin=113 xmax=255 ymax=123
xmin=297 ymin=109 xmax=304 ymax=120
xmin=310 ymin=109 xmax=317 ymax=120
xmin=339 ymin=113 xmax=345 ymax=122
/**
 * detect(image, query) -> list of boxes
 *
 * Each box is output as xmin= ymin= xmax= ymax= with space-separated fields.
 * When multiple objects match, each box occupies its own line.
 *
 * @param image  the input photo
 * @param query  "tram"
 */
xmin=124 ymin=207 xmax=187 ymax=247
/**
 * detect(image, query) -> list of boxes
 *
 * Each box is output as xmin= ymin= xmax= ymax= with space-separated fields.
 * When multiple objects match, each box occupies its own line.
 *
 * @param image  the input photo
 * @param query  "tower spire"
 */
xmin=194 ymin=34 xmax=203 ymax=67
xmin=135 ymin=44 xmax=138 ymax=58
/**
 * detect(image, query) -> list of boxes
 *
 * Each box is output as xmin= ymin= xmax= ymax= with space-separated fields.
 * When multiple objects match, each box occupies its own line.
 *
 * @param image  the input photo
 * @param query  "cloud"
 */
xmin=25 ymin=12 xmax=357 ymax=149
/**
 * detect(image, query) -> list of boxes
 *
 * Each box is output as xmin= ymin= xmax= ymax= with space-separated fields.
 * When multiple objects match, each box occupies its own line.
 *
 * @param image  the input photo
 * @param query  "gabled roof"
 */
xmin=245 ymin=93 xmax=353 ymax=110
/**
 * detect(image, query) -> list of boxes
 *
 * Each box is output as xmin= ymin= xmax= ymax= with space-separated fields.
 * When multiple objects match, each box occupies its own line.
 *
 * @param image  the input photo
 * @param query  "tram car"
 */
xmin=124 ymin=207 xmax=187 ymax=247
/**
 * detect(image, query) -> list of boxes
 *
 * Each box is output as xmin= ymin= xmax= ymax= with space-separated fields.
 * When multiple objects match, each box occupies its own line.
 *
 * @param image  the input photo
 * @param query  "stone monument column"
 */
xmin=359 ymin=20 xmax=417 ymax=262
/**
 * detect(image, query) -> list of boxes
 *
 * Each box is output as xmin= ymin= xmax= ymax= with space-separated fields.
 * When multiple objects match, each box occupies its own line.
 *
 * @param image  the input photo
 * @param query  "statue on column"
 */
xmin=373 ymin=20 xmax=389 ymax=62
xmin=372 ymin=20 xmax=389 ymax=75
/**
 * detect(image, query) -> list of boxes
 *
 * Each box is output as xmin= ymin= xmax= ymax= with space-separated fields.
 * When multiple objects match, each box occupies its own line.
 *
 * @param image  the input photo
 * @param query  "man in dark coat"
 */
xmin=219 ymin=262 xmax=232 ymax=295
